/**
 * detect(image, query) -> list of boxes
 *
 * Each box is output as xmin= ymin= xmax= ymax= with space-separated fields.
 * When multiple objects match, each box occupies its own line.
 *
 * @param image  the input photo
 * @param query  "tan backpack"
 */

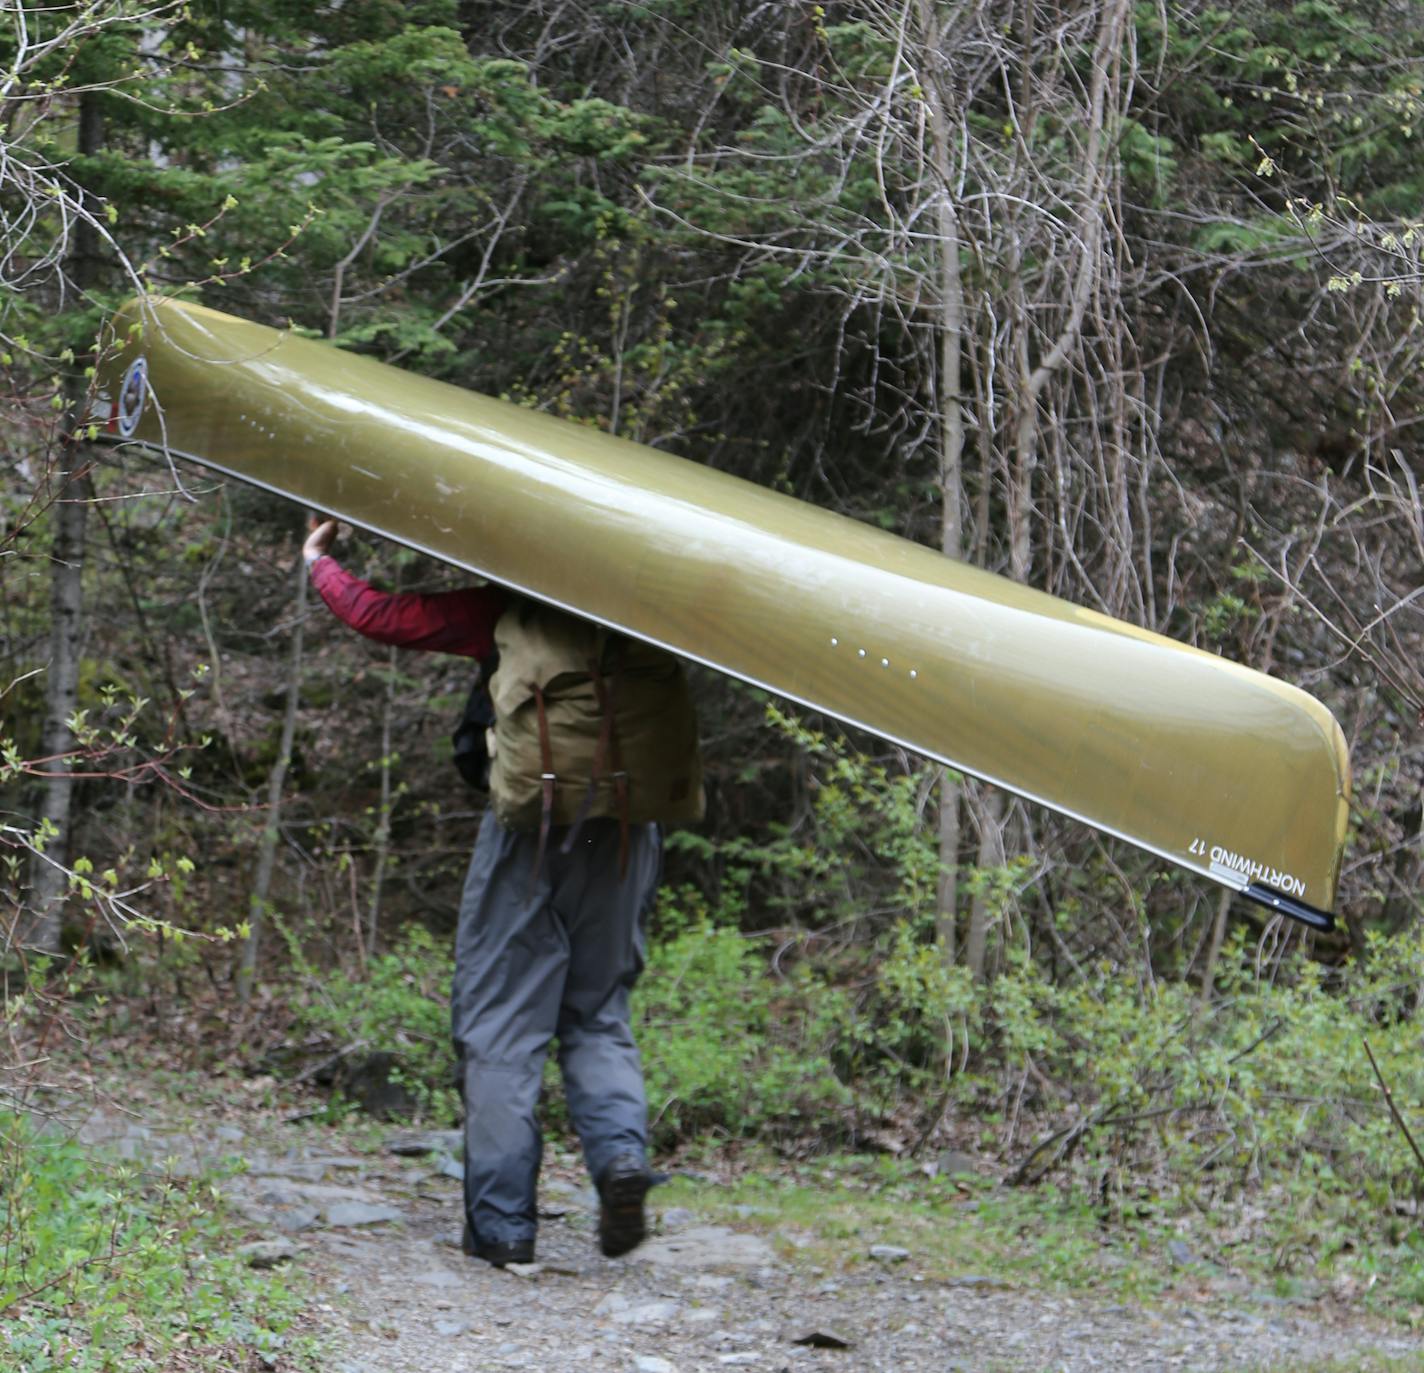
xmin=486 ymin=599 xmax=704 ymax=855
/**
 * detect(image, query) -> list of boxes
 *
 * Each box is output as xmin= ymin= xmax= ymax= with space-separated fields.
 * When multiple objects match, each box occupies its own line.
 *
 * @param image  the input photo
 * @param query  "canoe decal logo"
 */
xmin=1188 ymin=837 xmax=1306 ymax=898
xmin=117 ymin=356 xmax=147 ymax=437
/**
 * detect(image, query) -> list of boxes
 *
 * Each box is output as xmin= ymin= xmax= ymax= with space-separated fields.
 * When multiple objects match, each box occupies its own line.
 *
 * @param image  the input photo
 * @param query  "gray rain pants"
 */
xmin=451 ymin=810 xmax=660 ymax=1249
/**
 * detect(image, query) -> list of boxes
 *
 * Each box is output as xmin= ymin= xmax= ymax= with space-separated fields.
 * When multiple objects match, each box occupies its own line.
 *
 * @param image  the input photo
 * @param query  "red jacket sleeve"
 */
xmin=310 ymin=557 xmax=504 ymax=659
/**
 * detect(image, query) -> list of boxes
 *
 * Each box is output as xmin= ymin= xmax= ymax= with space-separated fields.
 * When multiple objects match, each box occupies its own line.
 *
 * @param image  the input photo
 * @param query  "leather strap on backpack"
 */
xmin=532 ymin=681 xmax=557 ymax=880
xmin=562 ymin=649 xmax=630 ymax=878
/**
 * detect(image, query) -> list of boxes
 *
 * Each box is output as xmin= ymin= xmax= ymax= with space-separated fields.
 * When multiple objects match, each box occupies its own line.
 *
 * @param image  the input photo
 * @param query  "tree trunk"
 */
xmin=26 ymin=472 xmax=91 ymax=953
xmin=965 ymin=786 xmax=1006 ymax=981
xmin=236 ymin=547 xmax=308 ymax=1004
xmin=366 ymin=642 xmax=398 ymax=955
xmin=975 ymin=0 xmax=1129 ymax=977
xmin=23 ymin=91 xmax=104 ymax=954
xmin=1007 ymin=0 xmax=1128 ymax=581
xmin=1197 ymin=886 xmax=1232 ymax=1008
xmin=919 ymin=0 xmax=967 ymax=963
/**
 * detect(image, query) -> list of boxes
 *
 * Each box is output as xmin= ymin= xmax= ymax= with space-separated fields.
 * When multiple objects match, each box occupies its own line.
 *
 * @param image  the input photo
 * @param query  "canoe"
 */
xmin=95 ymin=297 xmax=1351 ymax=930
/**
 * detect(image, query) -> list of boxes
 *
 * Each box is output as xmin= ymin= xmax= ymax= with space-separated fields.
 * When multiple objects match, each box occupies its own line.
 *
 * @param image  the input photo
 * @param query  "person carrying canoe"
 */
xmin=302 ymin=517 xmax=703 ymax=1266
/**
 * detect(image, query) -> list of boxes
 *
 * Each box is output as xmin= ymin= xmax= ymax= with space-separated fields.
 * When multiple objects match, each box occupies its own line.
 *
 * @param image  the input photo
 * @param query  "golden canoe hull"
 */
xmin=97 ymin=298 xmax=1350 ymax=928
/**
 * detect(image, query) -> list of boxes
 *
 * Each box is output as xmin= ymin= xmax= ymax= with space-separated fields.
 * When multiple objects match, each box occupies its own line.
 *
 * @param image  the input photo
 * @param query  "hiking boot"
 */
xmin=463 ymin=1219 xmax=534 ymax=1268
xmin=596 ymin=1153 xmax=654 ymax=1258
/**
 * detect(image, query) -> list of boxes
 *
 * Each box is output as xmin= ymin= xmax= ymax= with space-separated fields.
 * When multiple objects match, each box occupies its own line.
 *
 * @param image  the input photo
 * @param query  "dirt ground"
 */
xmin=60 ymin=1077 xmax=1424 ymax=1373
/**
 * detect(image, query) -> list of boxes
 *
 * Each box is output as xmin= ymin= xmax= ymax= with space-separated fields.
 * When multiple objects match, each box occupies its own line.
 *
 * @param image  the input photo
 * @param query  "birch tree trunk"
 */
xmin=26 ymin=472 xmax=91 ymax=954
xmin=236 ymin=547 xmax=308 ymax=1004
xmin=24 ymin=92 xmax=104 ymax=954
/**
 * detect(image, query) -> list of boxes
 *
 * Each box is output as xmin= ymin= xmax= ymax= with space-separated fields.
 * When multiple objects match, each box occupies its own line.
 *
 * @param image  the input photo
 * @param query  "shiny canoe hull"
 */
xmin=97 ymin=298 xmax=1350 ymax=927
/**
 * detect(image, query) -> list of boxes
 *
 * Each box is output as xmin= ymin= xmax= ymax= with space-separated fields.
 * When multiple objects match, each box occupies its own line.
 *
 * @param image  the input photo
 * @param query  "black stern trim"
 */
xmin=1243 ymin=881 xmax=1335 ymax=932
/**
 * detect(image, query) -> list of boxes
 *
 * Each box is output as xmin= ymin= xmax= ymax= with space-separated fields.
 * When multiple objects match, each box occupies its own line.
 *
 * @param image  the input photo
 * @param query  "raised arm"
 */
xmin=304 ymin=519 xmax=504 ymax=658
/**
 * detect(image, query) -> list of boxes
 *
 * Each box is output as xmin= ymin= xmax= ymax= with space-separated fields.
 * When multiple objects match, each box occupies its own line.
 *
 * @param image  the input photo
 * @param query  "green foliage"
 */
xmin=672 ymin=707 xmax=994 ymax=1097
xmin=1143 ymin=0 xmax=1424 ymax=210
xmin=629 ymin=899 xmax=1424 ymax=1315
xmin=677 ymin=703 xmax=940 ymax=928
xmin=284 ymin=899 xmax=855 ymax=1145
xmin=1117 ymin=118 xmax=1178 ymax=201
xmin=1191 ymin=216 xmax=1296 ymax=255
xmin=0 ymin=1113 xmax=307 ymax=1371
xmin=287 ymin=926 xmax=458 ymax=1122
xmin=635 ymin=893 xmax=850 ymax=1144
xmin=652 ymin=714 xmax=1424 ymax=1305
xmin=1201 ymin=590 xmax=1259 ymax=643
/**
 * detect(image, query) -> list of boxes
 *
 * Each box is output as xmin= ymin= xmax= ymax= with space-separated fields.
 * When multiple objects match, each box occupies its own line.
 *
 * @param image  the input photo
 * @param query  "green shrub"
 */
xmin=635 ymin=890 xmax=850 ymax=1144
xmin=976 ymin=927 xmax=1424 ymax=1194
xmin=288 ymin=898 xmax=854 ymax=1144
xmin=288 ymin=924 xmax=457 ymax=1122
xmin=0 ymin=1113 xmax=306 ymax=1371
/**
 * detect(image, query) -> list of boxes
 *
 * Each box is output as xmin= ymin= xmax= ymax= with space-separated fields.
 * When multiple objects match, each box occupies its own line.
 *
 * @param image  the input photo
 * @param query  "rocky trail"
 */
xmin=67 ymin=1087 xmax=1424 ymax=1373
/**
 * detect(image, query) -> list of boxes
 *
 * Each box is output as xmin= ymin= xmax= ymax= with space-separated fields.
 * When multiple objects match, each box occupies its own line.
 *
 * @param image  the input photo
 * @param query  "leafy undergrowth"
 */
xmin=0 ymin=1107 xmax=314 ymax=1372
xmin=256 ymin=905 xmax=1424 ymax=1331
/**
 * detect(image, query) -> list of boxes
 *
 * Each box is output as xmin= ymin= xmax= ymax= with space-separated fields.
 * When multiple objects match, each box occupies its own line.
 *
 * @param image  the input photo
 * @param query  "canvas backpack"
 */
xmin=484 ymin=599 xmax=704 ymax=852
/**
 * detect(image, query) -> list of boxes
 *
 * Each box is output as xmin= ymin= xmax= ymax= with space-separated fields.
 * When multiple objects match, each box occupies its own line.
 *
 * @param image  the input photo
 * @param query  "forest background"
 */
xmin=2 ymin=0 xmax=1423 ymax=1359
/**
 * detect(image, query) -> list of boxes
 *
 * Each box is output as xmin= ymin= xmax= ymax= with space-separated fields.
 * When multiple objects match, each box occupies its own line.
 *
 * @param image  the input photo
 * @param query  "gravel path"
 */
xmin=72 ymin=1095 xmax=1424 ymax=1373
